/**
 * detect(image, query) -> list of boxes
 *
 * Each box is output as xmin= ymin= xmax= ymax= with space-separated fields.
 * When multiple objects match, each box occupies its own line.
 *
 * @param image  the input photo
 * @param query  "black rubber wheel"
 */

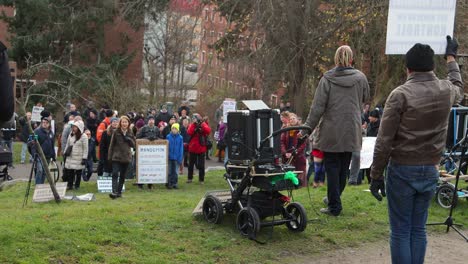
xmin=436 ymin=184 xmax=458 ymax=209
xmin=284 ymin=202 xmax=308 ymax=232
xmin=236 ymin=207 xmax=260 ymax=237
xmin=202 ymin=195 xmax=224 ymax=224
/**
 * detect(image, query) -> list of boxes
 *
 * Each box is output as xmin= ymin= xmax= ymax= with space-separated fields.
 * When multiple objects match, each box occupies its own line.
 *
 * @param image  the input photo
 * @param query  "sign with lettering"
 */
xmin=97 ymin=176 xmax=125 ymax=193
xmin=33 ymin=182 xmax=67 ymax=202
xmin=136 ymin=139 xmax=168 ymax=184
xmin=385 ymin=0 xmax=457 ymax=54
xmin=31 ymin=106 xmax=44 ymax=122
xmin=223 ymin=100 xmax=236 ymax=123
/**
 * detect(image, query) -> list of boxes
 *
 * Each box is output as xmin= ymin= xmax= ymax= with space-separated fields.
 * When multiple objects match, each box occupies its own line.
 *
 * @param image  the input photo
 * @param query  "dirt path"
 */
xmin=297 ymin=231 xmax=468 ymax=264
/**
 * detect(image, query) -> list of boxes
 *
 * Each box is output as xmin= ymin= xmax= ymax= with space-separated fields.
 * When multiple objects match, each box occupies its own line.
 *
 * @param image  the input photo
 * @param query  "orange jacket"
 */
xmin=96 ymin=117 xmax=110 ymax=144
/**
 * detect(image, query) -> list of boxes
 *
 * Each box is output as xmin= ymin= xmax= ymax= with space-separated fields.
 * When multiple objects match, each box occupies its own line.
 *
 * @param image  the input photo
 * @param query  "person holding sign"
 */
xmin=370 ymin=36 xmax=463 ymax=264
xmin=108 ymin=116 xmax=136 ymax=199
xmin=166 ymin=123 xmax=184 ymax=189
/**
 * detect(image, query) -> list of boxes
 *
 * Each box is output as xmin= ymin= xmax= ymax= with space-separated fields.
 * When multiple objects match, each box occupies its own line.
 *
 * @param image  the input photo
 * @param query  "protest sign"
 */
xmin=136 ymin=139 xmax=168 ymax=184
xmin=386 ymin=0 xmax=457 ymax=54
xmin=360 ymin=137 xmax=377 ymax=169
xmin=31 ymin=106 xmax=44 ymax=122
xmin=97 ymin=176 xmax=125 ymax=193
xmin=223 ymin=100 xmax=236 ymax=123
xmin=33 ymin=182 xmax=67 ymax=202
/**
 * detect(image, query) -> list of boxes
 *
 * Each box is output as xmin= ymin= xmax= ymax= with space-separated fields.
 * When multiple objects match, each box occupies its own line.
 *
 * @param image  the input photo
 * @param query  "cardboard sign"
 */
xmin=32 ymin=182 xmax=67 ymax=203
xmin=360 ymin=137 xmax=377 ymax=169
xmin=136 ymin=139 xmax=168 ymax=184
xmin=385 ymin=0 xmax=457 ymax=54
xmin=97 ymin=176 xmax=125 ymax=193
xmin=31 ymin=106 xmax=44 ymax=122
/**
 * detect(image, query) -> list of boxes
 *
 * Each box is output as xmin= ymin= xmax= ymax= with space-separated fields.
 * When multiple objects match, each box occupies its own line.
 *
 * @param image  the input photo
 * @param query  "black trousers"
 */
xmin=324 ymin=152 xmax=352 ymax=215
xmin=65 ymin=168 xmax=83 ymax=189
xmin=188 ymin=152 xmax=205 ymax=182
xmin=112 ymin=162 xmax=129 ymax=194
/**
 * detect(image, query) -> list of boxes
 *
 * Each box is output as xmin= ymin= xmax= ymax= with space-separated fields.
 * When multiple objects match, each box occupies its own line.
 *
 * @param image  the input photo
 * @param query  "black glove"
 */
xmin=81 ymin=159 xmax=87 ymax=165
xmin=445 ymin=35 xmax=458 ymax=59
xmin=370 ymin=179 xmax=386 ymax=201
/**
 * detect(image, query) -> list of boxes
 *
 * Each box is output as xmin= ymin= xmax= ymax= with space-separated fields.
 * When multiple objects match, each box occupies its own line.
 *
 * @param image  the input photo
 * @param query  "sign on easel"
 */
xmin=31 ymin=106 xmax=44 ymax=122
xmin=385 ymin=0 xmax=457 ymax=55
xmin=136 ymin=139 xmax=168 ymax=184
xmin=223 ymin=99 xmax=236 ymax=123
xmin=33 ymin=182 xmax=67 ymax=202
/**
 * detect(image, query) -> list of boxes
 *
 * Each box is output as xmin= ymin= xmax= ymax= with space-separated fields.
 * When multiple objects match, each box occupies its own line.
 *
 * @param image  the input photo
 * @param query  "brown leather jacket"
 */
xmin=371 ymin=61 xmax=463 ymax=180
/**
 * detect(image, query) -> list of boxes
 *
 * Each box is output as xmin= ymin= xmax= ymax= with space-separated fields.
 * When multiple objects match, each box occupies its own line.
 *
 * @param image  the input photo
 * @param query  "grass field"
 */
xmin=1 ymin=169 xmax=467 ymax=264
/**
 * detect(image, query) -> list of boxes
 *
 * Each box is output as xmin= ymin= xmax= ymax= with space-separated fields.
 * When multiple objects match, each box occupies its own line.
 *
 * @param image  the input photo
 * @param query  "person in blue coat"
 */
xmin=166 ymin=123 xmax=184 ymax=189
xmin=33 ymin=117 xmax=56 ymax=184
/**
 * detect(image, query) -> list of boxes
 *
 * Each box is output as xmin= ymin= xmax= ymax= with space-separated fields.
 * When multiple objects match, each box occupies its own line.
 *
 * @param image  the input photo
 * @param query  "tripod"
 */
xmin=23 ymin=152 xmax=40 ymax=207
xmin=427 ymin=129 xmax=468 ymax=242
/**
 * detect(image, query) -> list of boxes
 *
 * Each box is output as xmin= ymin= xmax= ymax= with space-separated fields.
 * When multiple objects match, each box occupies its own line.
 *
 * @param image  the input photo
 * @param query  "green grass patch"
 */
xmin=1 ymin=171 xmax=467 ymax=263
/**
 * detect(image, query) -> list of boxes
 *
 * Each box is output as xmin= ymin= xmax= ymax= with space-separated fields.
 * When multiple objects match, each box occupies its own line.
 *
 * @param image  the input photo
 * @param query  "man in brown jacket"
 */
xmin=370 ymin=36 xmax=463 ymax=264
xmin=303 ymin=45 xmax=370 ymax=216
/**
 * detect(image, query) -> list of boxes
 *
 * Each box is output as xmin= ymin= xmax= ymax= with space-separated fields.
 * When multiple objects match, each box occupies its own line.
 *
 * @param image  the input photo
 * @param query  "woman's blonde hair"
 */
xmin=334 ymin=45 xmax=353 ymax=67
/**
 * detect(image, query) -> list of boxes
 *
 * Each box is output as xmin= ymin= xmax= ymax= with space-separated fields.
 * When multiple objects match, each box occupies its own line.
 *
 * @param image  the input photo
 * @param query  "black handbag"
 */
xmin=64 ymin=145 xmax=73 ymax=157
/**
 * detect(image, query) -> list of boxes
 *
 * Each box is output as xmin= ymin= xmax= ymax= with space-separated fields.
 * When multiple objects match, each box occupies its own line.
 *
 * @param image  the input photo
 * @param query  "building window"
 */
xmin=221 ymin=79 xmax=226 ymax=88
xmin=251 ymin=88 xmax=257 ymax=98
xmin=201 ymin=51 xmax=206 ymax=65
xmin=204 ymin=9 xmax=209 ymax=20
xmin=202 ymin=30 xmax=206 ymax=40
xmin=210 ymin=31 xmax=215 ymax=37
xmin=215 ymin=77 xmax=220 ymax=88
xmin=228 ymin=81 xmax=233 ymax=89
xmin=209 ymin=53 xmax=213 ymax=66
xmin=211 ymin=8 xmax=215 ymax=21
xmin=208 ymin=74 xmax=213 ymax=86
xmin=218 ymin=32 xmax=223 ymax=40
xmin=271 ymin=94 xmax=278 ymax=106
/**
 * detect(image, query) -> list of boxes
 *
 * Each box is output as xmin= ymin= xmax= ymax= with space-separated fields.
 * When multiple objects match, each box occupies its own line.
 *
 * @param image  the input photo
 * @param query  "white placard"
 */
xmin=385 ymin=0 xmax=457 ymax=55
xmin=360 ymin=137 xmax=377 ymax=169
xmin=223 ymin=100 xmax=236 ymax=123
xmin=136 ymin=140 xmax=168 ymax=184
xmin=97 ymin=176 xmax=125 ymax=193
xmin=31 ymin=106 xmax=44 ymax=122
xmin=32 ymin=182 xmax=67 ymax=202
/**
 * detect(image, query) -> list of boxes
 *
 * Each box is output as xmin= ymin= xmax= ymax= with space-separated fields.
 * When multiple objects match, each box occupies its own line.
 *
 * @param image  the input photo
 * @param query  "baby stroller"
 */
xmin=0 ymin=143 xmax=13 ymax=181
xmin=437 ymin=146 xmax=468 ymax=209
xmin=202 ymin=125 xmax=312 ymax=239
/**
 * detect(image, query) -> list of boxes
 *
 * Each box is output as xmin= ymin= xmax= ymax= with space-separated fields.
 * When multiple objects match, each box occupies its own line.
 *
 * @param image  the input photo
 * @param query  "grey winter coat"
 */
xmin=64 ymin=134 xmax=89 ymax=170
xmin=303 ymin=67 xmax=369 ymax=152
xmin=108 ymin=129 xmax=135 ymax=164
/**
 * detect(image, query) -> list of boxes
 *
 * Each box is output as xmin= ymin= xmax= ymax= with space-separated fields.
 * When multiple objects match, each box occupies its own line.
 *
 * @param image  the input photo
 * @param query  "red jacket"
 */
xmin=187 ymin=122 xmax=211 ymax=154
xmin=96 ymin=117 xmax=110 ymax=144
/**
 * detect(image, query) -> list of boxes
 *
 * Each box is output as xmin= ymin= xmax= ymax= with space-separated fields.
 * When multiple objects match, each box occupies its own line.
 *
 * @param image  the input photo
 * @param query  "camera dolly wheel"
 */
xmin=202 ymin=195 xmax=224 ymax=224
xmin=236 ymin=207 xmax=260 ymax=237
xmin=436 ymin=183 xmax=458 ymax=209
xmin=284 ymin=202 xmax=307 ymax=232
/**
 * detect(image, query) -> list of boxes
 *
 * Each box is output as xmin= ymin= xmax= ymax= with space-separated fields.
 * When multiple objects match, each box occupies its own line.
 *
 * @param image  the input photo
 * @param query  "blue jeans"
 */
xmin=168 ymin=160 xmax=179 ymax=187
xmin=21 ymin=142 xmax=30 ymax=163
xmin=35 ymin=158 xmax=47 ymax=184
xmin=386 ymin=162 xmax=438 ymax=264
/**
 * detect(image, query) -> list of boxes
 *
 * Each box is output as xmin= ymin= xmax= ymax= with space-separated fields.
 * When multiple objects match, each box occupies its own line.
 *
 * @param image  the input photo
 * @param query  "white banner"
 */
xmin=360 ymin=137 xmax=377 ymax=169
xmin=385 ymin=0 xmax=457 ymax=55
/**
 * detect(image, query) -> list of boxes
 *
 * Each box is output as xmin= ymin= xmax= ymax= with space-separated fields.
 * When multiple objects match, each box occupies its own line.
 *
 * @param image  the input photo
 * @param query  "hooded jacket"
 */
xmin=64 ymin=121 xmax=89 ymax=170
xmin=303 ymin=67 xmax=370 ymax=152
xmin=108 ymin=128 xmax=135 ymax=163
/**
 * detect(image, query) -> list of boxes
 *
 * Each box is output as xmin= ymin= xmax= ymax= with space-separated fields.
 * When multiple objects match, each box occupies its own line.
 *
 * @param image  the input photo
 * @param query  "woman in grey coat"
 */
xmin=64 ymin=120 xmax=88 ymax=190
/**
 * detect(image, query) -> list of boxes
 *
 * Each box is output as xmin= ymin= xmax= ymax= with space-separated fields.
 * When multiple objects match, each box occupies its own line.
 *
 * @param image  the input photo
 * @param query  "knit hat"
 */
xmin=69 ymin=111 xmax=79 ymax=117
xmin=105 ymin=109 xmax=114 ymax=117
xmin=170 ymin=115 xmax=177 ymax=120
xmin=369 ymin=109 xmax=380 ymax=118
xmin=73 ymin=120 xmax=85 ymax=133
xmin=147 ymin=115 xmax=155 ymax=120
xmin=405 ymin=43 xmax=434 ymax=72
xmin=110 ymin=117 xmax=119 ymax=123
xmin=171 ymin=123 xmax=180 ymax=131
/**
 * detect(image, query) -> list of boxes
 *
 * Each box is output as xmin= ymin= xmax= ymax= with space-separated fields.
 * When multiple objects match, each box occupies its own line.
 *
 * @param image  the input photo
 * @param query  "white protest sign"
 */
xmin=360 ymin=137 xmax=377 ymax=169
xmin=136 ymin=139 xmax=168 ymax=184
xmin=97 ymin=176 xmax=125 ymax=193
xmin=223 ymin=100 xmax=236 ymax=123
xmin=33 ymin=182 xmax=67 ymax=202
xmin=31 ymin=106 xmax=44 ymax=122
xmin=385 ymin=0 xmax=457 ymax=55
